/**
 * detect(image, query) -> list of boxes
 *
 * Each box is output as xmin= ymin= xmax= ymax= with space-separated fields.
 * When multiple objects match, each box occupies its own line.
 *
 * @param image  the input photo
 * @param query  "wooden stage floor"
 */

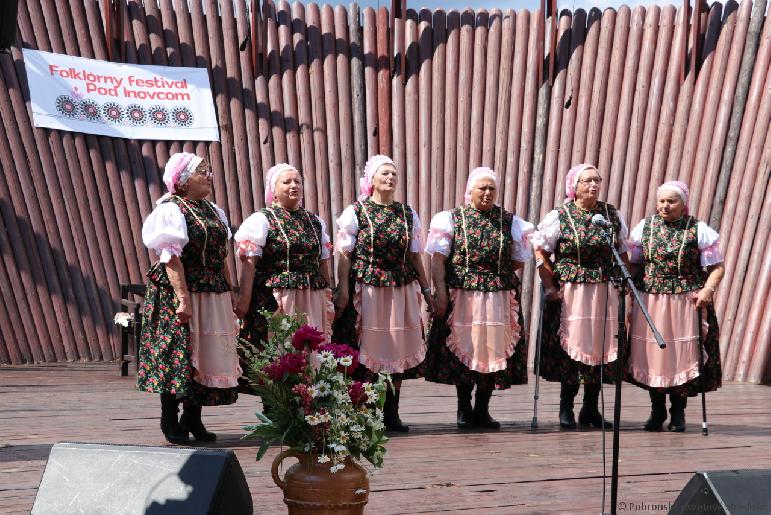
xmin=1 ymin=363 xmax=770 ymax=514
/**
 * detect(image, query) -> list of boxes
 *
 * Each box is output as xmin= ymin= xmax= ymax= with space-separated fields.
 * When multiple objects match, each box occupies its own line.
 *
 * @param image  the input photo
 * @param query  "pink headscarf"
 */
xmin=464 ymin=167 xmax=498 ymax=204
xmin=657 ymin=181 xmax=690 ymax=214
xmin=157 ymin=152 xmax=204 ymax=204
xmin=264 ymin=163 xmax=299 ymax=206
xmin=359 ymin=155 xmax=396 ymax=200
xmin=564 ymin=163 xmax=598 ymax=204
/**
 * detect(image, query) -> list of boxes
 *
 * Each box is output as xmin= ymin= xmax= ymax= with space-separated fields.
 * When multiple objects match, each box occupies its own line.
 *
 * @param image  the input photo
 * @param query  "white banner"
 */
xmin=22 ymin=49 xmax=220 ymax=142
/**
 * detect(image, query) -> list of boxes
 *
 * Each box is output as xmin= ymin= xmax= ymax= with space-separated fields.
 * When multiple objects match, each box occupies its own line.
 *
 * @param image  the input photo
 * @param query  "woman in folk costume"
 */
xmin=333 ymin=154 xmax=434 ymax=432
xmin=234 ymin=164 xmax=334 ymax=364
xmin=627 ymin=181 xmax=724 ymax=432
xmin=423 ymin=167 xmax=533 ymax=430
xmin=531 ymin=164 xmax=629 ymax=430
xmin=138 ymin=152 xmax=240 ymax=444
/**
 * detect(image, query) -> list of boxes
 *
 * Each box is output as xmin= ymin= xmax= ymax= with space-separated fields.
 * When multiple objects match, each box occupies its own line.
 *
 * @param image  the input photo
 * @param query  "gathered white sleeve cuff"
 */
xmin=627 ymin=219 xmax=646 ymax=263
xmin=530 ymin=210 xmax=560 ymax=253
xmin=234 ymin=212 xmax=269 ymax=257
xmin=425 ymin=211 xmax=454 ymax=257
xmin=511 ymin=216 xmax=535 ymax=262
xmin=616 ymin=211 xmax=630 ymax=253
xmin=318 ymin=216 xmax=332 ymax=259
xmin=336 ymin=205 xmax=359 ymax=254
xmin=410 ymin=208 xmax=423 ymax=253
xmin=697 ymin=222 xmax=724 ymax=267
xmin=142 ymin=203 xmax=188 ymax=264
xmin=210 ymin=202 xmax=232 ymax=240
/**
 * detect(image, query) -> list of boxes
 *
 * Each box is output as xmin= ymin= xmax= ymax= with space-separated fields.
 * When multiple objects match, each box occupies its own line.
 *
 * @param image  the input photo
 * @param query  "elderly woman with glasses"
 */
xmin=423 ymin=167 xmax=533 ymax=430
xmin=234 ymin=164 xmax=334 ymax=365
xmin=626 ymin=181 xmax=724 ymax=432
xmin=333 ymin=155 xmax=434 ymax=432
xmin=531 ymin=164 xmax=629 ymax=430
xmin=138 ymin=152 xmax=240 ymax=444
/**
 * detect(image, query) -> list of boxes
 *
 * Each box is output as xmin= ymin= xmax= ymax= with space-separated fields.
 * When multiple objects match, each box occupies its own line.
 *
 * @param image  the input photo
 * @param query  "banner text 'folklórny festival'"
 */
xmin=22 ymin=49 xmax=219 ymax=142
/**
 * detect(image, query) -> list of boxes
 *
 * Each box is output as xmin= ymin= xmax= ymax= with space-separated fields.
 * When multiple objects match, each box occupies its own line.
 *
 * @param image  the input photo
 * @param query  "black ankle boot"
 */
xmin=160 ymin=393 xmax=189 ymax=445
xmin=559 ymin=382 xmax=579 ymax=429
xmin=668 ymin=395 xmax=687 ymax=432
xmin=180 ymin=405 xmax=216 ymax=441
xmin=384 ymin=388 xmax=409 ymax=432
xmin=644 ymin=390 xmax=668 ymax=431
xmin=578 ymin=383 xmax=613 ymax=429
xmin=456 ymin=385 xmax=474 ymax=429
xmin=473 ymin=387 xmax=500 ymax=430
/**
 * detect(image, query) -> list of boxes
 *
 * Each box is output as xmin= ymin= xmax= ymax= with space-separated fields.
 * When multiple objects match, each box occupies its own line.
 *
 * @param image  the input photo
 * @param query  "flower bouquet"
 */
xmin=242 ymin=311 xmax=390 ymax=471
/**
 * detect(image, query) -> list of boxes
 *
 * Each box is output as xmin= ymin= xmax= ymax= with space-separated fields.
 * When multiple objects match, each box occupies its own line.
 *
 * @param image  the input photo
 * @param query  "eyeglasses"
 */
xmin=193 ymin=169 xmax=213 ymax=178
xmin=578 ymin=177 xmax=602 ymax=184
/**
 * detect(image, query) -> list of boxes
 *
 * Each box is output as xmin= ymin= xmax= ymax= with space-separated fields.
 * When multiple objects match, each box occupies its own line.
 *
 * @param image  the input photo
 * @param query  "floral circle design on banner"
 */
xmin=171 ymin=107 xmax=194 ymax=127
xmin=126 ymin=104 xmax=147 ymax=126
xmin=148 ymin=105 xmax=170 ymax=127
xmin=56 ymin=95 xmax=79 ymax=118
xmin=102 ymin=102 xmax=124 ymax=124
xmin=80 ymin=100 xmax=101 ymax=121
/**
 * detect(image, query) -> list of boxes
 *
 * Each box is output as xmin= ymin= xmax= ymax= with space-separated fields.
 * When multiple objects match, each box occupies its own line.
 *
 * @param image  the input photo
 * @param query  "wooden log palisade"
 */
xmin=0 ymin=0 xmax=769 ymax=384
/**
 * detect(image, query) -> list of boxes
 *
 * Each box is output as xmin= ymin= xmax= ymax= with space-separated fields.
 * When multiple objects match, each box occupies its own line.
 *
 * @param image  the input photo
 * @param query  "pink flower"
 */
xmin=348 ymin=381 xmax=367 ymax=406
xmin=291 ymin=325 xmax=325 ymax=351
xmin=264 ymin=352 xmax=308 ymax=380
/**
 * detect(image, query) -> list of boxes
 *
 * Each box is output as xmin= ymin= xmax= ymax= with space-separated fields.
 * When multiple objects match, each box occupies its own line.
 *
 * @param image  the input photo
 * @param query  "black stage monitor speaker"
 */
xmin=31 ymin=442 xmax=253 ymax=515
xmin=669 ymin=469 xmax=771 ymax=515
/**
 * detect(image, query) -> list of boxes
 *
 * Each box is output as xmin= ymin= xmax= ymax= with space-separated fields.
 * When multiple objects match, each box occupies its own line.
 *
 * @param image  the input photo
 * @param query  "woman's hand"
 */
xmin=334 ymin=288 xmax=349 ymax=318
xmin=693 ymin=287 xmax=714 ymax=308
xmin=422 ymin=289 xmax=435 ymax=315
xmin=544 ymin=286 xmax=562 ymax=303
xmin=433 ymin=290 xmax=448 ymax=319
xmin=234 ymin=294 xmax=250 ymax=319
xmin=176 ymin=297 xmax=192 ymax=324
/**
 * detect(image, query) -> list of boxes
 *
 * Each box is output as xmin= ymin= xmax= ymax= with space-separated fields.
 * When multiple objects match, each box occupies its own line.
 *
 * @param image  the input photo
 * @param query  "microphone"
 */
xmin=591 ymin=214 xmax=612 ymax=228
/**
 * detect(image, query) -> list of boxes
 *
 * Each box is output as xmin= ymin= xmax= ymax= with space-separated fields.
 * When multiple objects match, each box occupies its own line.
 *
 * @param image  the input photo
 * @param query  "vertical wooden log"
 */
xmin=571 ymin=8 xmax=601 ymax=165
xmin=362 ymin=7 xmax=379 ymax=156
xmin=747 ymin=234 xmax=771 ymax=383
xmin=554 ymin=8 xmax=586 ymax=204
xmin=265 ymin=0 xmax=288 ymax=163
xmin=496 ymin=9 xmax=517 ymax=207
xmin=376 ymin=7 xmax=391 ymax=156
xmin=443 ymin=10 xmax=460 ymax=209
xmin=481 ymin=9 xmax=502 ymax=169
xmin=430 ymin=10 xmax=446 ymax=216
xmin=321 ymin=5 xmax=343 ymax=221
xmin=349 ymin=3 xmax=367 ymax=176
xmin=585 ymin=8 xmax=618 ymax=170
xmin=391 ymin=14 xmax=407 ymax=202
xmin=404 ymin=10 xmax=419 ymax=210
xmin=606 ymin=6 xmax=645 ymax=208
xmin=307 ymin=3 xmax=332 ymax=229
xmin=292 ymin=1 xmax=317 ymax=213
xmin=418 ymin=9 xmax=432 ymax=232
xmin=515 ymin=8 xmax=539 ymax=218
xmin=455 ymin=10 xmax=474 ymax=202
xmin=468 ymin=10 xmax=488 ymax=170
xmin=277 ymin=1 xmax=302 ymax=171
xmin=335 ymin=5 xmax=356 ymax=207
xmin=253 ymin=3 xmax=276 ymax=185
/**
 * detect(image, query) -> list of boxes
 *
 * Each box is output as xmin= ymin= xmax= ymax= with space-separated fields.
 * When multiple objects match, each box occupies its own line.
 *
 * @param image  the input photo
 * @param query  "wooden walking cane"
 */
xmin=531 ymin=284 xmax=546 ymax=429
xmin=697 ymin=306 xmax=708 ymax=436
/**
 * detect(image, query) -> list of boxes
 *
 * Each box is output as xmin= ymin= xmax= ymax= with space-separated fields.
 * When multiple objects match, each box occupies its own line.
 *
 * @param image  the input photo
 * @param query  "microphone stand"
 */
xmin=599 ymin=229 xmax=667 ymax=515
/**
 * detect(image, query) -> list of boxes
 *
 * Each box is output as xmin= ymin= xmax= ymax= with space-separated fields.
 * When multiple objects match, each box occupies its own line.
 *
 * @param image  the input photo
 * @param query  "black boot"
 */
xmin=579 ymin=383 xmax=613 ymax=429
xmin=559 ymin=382 xmax=579 ymax=429
xmin=180 ymin=404 xmax=217 ymax=441
xmin=384 ymin=388 xmax=409 ymax=432
xmin=456 ymin=384 xmax=475 ymax=429
xmin=644 ymin=390 xmax=668 ymax=431
xmin=668 ymin=395 xmax=687 ymax=432
xmin=160 ymin=393 xmax=189 ymax=445
xmin=473 ymin=386 xmax=501 ymax=430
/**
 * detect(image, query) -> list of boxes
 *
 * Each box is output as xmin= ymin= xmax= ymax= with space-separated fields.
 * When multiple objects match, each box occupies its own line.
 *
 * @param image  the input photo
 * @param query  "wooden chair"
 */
xmin=118 ymin=284 xmax=146 ymax=376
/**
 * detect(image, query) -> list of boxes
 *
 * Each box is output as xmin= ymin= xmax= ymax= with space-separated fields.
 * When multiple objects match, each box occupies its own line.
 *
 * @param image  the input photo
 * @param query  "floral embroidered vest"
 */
xmin=553 ymin=200 xmax=622 ymax=284
xmin=255 ymin=205 xmax=328 ymax=290
xmin=637 ymin=215 xmax=706 ymax=294
xmin=147 ymin=196 xmax=230 ymax=293
xmin=447 ymin=205 xmax=520 ymax=292
xmin=350 ymin=199 xmax=418 ymax=287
